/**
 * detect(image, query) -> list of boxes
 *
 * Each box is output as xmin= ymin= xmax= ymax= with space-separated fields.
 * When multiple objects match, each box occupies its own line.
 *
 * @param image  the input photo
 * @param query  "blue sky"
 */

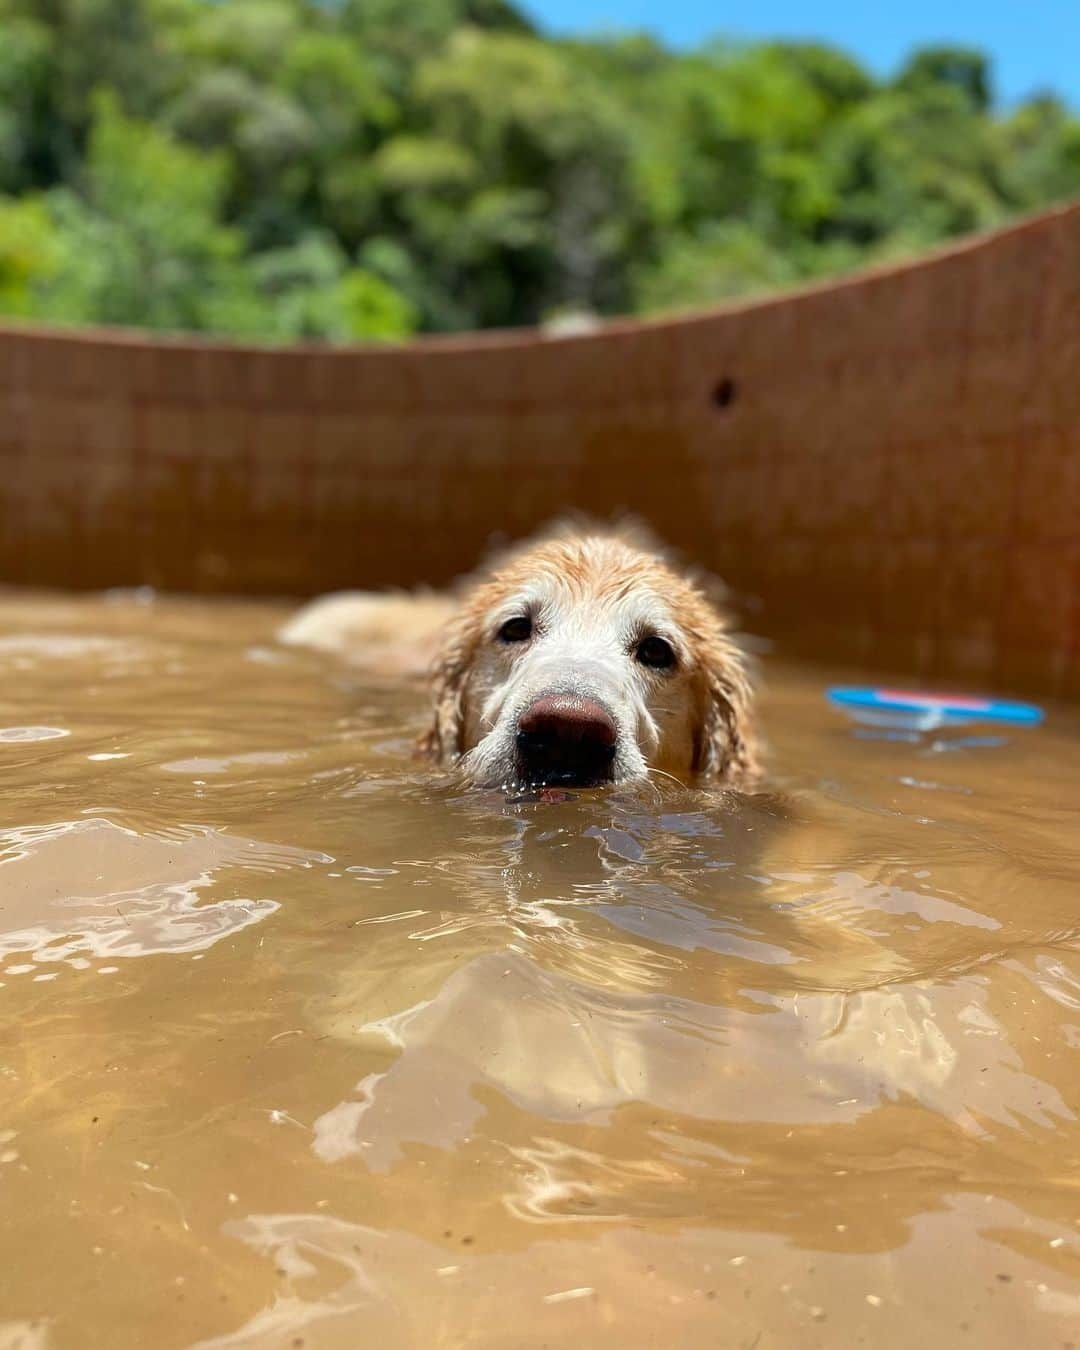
xmin=522 ymin=1 xmax=1080 ymax=106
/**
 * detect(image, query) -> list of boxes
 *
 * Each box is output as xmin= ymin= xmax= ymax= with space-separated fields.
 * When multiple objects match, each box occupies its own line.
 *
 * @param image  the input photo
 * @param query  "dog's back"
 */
xmin=280 ymin=591 xmax=455 ymax=677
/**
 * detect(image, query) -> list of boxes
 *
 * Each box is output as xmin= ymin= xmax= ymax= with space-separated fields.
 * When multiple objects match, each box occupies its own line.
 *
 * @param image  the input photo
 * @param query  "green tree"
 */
xmin=896 ymin=45 xmax=992 ymax=112
xmin=0 ymin=3 xmax=1077 ymax=339
xmin=30 ymin=91 xmax=259 ymax=331
xmin=819 ymin=82 xmax=1005 ymax=248
xmin=399 ymin=28 xmax=645 ymax=326
xmin=997 ymin=95 xmax=1080 ymax=208
xmin=0 ymin=14 xmax=54 ymax=192
xmin=248 ymin=231 xmax=416 ymax=340
xmin=0 ymin=195 xmax=64 ymax=314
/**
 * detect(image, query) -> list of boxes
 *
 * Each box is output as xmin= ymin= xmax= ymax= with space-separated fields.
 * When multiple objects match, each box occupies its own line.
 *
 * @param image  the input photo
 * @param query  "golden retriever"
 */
xmin=282 ymin=528 xmax=759 ymax=792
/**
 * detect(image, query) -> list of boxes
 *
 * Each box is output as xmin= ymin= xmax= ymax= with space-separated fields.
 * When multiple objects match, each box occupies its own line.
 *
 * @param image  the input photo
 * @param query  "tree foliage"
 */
xmin=0 ymin=0 xmax=1076 ymax=340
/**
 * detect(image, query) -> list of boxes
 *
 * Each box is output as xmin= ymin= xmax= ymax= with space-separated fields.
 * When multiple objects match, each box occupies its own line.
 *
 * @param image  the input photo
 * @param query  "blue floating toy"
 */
xmin=828 ymin=686 xmax=1044 ymax=731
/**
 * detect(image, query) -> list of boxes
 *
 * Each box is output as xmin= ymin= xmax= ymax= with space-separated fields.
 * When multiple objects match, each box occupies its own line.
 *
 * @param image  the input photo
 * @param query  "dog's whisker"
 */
xmin=645 ymin=766 xmax=684 ymax=792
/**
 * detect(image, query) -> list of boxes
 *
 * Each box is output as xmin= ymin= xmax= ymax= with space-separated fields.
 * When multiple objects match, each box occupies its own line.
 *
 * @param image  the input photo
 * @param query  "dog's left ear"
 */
xmin=416 ymin=610 xmax=476 ymax=763
xmin=693 ymin=634 xmax=759 ymax=786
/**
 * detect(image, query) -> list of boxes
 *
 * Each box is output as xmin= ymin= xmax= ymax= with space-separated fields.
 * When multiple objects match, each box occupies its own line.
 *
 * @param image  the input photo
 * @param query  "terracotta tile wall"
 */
xmin=2 ymin=204 xmax=1078 ymax=695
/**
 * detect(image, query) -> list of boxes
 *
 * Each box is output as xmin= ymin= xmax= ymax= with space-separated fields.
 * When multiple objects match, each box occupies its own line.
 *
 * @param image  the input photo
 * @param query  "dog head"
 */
xmin=419 ymin=532 xmax=758 ymax=791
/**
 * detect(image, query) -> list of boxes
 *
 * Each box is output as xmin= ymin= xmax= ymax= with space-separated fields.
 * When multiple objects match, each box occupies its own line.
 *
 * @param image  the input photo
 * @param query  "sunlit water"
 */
xmin=0 ymin=591 xmax=1078 ymax=1350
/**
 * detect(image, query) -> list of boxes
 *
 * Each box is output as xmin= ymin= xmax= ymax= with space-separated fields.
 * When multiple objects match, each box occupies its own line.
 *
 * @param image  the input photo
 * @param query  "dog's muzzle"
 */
xmin=514 ymin=693 xmax=617 ymax=787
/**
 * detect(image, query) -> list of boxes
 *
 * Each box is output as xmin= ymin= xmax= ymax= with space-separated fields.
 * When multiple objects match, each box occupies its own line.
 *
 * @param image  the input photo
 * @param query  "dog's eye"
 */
xmin=497 ymin=616 xmax=532 ymax=644
xmin=635 ymin=635 xmax=677 ymax=670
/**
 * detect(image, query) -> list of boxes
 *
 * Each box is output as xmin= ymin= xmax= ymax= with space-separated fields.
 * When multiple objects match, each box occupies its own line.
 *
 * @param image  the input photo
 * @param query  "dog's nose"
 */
xmin=515 ymin=694 xmax=617 ymax=787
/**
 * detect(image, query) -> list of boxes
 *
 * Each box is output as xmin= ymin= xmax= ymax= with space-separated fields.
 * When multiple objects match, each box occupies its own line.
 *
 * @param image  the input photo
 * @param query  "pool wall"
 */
xmin=2 ymin=203 xmax=1078 ymax=695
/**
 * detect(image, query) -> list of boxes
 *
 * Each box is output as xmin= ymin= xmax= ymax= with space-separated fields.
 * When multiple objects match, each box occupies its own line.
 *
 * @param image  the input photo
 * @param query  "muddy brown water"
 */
xmin=0 ymin=591 xmax=1077 ymax=1349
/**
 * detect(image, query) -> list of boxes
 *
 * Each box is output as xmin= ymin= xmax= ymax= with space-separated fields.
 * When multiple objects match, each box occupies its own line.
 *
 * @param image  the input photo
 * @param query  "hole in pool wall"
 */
xmin=712 ymin=378 xmax=737 ymax=410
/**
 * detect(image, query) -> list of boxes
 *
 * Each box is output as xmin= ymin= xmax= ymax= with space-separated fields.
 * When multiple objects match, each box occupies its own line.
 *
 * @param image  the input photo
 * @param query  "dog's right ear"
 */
xmin=416 ymin=609 xmax=476 ymax=763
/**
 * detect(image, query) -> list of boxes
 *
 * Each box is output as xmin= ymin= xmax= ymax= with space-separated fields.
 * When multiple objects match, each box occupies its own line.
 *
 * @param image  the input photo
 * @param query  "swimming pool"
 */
xmin=0 ymin=591 xmax=1077 ymax=1348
